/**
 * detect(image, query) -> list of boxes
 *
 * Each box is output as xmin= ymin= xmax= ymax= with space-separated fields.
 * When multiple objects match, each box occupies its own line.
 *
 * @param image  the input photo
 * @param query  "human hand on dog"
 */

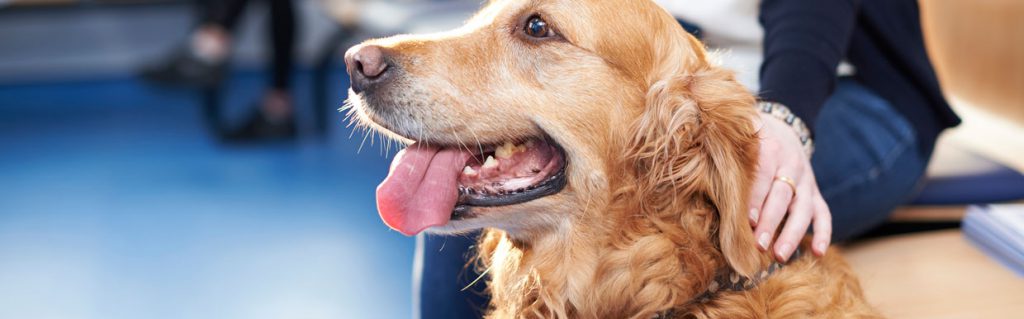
xmin=749 ymin=113 xmax=832 ymax=262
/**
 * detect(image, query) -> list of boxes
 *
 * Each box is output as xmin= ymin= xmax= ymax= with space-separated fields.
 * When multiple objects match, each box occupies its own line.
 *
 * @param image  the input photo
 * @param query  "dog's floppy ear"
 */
xmin=628 ymin=35 xmax=765 ymax=277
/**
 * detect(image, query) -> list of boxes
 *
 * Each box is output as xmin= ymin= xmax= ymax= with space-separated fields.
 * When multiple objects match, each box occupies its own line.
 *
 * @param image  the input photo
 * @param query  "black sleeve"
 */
xmin=759 ymin=0 xmax=861 ymax=133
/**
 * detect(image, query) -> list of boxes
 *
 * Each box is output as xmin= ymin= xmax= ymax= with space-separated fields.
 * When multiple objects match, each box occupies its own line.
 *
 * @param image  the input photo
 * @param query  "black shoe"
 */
xmin=221 ymin=109 xmax=297 ymax=143
xmin=139 ymin=48 xmax=226 ymax=88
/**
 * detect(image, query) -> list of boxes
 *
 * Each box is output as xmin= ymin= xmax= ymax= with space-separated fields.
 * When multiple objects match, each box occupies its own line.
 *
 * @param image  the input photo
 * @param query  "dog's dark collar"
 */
xmin=653 ymin=248 xmax=803 ymax=319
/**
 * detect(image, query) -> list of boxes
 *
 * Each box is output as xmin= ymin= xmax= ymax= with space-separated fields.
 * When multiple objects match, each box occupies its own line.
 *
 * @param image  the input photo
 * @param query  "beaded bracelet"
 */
xmin=757 ymin=101 xmax=815 ymax=157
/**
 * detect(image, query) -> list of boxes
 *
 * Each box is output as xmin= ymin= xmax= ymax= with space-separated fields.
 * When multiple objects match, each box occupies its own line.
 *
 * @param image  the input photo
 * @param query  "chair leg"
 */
xmin=312 ymin=25 xmax=359 ymax=138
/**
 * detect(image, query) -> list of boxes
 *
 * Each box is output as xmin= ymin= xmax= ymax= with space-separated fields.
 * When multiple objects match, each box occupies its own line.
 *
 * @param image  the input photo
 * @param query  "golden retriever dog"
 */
xmin=344 ymin=0 xmax=881 ymax=317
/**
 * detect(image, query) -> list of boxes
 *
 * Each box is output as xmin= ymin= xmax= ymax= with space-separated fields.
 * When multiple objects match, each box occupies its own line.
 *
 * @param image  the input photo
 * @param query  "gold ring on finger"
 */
xmin=774 ymin=176 xmax=798 ymax=198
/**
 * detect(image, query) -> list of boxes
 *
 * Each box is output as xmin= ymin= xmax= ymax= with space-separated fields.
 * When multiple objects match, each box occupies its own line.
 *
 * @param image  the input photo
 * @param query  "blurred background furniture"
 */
xmin=868 ymin=0 xmax=1024 ymax=235
xmin=848 ymin=1 xmax=1024 ymax=318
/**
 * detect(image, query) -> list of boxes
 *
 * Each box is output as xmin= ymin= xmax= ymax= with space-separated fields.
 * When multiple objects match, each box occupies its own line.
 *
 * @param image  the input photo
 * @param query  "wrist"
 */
xmin=757 ymin=101 xmax=814 ymax=157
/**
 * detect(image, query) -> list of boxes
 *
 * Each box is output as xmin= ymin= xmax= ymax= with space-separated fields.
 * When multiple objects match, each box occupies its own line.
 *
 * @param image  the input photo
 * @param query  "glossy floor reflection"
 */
xmin=0 ymin=70 xmax=413 ymax=319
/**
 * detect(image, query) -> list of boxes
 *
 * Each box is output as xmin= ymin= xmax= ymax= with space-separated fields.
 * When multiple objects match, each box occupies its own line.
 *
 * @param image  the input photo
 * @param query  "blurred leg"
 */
xmin=810 ymin=78 xmax=932 ymax=241
xmin=138 ymin=0 xmax=244 ymax=88
xmin=415 ymin=233 xmax=489 ymax=319
xmin=267 ymin=0 xmax=296 ymax=92
xmin=219 ymin=0 xmax=297 ymax=142
xmin=203 ymin=0 xmax=250 ymax=30
xmin=188 ymin=0 xmax=250 ymax=65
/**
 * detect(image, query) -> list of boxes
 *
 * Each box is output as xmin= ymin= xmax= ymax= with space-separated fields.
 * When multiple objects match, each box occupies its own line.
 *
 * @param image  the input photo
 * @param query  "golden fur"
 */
xmin=347 ymin=0 xmax=882 ymax=317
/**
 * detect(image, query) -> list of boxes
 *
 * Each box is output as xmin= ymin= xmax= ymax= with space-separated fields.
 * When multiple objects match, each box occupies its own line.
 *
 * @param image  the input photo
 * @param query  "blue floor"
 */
xmin=0 ymin=70 xmax=415 ymax=319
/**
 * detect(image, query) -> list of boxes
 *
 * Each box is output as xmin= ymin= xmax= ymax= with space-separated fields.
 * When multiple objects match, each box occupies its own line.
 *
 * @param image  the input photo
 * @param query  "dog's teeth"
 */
xmin=482 ymin=155 xmax=498 ymax=169
xmin=468 ymin=188 xmax=477 ymax=195
xmin=462 ymin=166 xmax=478 ymax=176
xmin=495 ymin=141 xmax=517 ymax=159
xmin=514 ymin=142 xmax=528 ymax=153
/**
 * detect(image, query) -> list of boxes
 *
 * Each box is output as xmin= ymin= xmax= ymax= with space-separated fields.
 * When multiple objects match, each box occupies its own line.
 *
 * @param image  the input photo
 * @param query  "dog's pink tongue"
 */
xmin=376 ymin=144 xmax=471 ymax=236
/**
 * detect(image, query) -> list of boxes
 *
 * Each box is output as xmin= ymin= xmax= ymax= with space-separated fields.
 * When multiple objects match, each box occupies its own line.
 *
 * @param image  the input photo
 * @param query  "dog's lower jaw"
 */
xmin=425 ymin=188 xmax=581 ymax=240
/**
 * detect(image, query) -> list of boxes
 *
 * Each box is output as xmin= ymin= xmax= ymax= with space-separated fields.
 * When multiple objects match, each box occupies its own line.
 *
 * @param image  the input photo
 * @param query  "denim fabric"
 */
xmin=811 ymin=78 xmax=930 ymax=241
xmin=414 ymin=234 xmax=489 ymax=319
xmin=416 ymin=78 xmax=931 ymax=318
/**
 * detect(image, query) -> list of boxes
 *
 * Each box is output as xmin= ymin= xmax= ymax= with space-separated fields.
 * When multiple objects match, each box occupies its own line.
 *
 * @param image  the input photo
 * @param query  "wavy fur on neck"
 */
xmin=475 ymin=64 xmax=879 ymax=318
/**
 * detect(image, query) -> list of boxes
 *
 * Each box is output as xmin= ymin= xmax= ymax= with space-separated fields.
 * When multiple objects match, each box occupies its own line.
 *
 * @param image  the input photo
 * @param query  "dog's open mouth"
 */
xmin=376 ymin=137 xmax=567 ymax=235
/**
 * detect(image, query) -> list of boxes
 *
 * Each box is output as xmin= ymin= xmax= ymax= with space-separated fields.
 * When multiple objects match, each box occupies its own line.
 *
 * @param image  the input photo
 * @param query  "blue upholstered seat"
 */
xmin=911 ymin=149 xmax=1024 ymax=205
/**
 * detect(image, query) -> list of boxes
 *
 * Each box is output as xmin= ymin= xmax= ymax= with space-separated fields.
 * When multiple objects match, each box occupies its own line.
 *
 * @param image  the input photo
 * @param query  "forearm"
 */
xmin=758 ymin=0 xmax=861 ymax=133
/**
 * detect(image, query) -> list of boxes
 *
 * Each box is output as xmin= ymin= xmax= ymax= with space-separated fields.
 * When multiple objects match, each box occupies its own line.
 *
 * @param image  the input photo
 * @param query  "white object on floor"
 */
xmin=963 ymin=204 xmax=1024 ymax=276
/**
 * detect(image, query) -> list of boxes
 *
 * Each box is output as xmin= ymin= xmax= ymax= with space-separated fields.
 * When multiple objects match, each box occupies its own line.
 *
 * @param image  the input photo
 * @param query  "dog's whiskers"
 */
xmin=461 ymin=263 xmax=493 ymax=292
xmin=468 ymin=128 xmax=485 ymax=162
xmin=441 ymin=114 xmax=474 ymax=158
xmin=357 ymin=125 xmax=373 ymax=154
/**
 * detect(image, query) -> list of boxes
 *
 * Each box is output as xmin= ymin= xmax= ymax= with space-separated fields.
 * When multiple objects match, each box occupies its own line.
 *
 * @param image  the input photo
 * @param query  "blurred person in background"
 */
xmin=416 ymin=0 xmax=960 ymax=318
xmin=141 ymin=0 xmax=297 ymax=142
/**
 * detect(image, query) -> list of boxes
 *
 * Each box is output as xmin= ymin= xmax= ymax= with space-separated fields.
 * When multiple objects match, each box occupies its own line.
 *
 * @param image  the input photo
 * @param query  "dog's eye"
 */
xmin=524 ymin=16 xmax=554 ymax=38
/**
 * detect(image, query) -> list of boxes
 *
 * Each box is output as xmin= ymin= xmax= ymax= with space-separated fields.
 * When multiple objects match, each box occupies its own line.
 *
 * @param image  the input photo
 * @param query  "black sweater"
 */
xmin=758 ymin=0 xmax=960 ymax=155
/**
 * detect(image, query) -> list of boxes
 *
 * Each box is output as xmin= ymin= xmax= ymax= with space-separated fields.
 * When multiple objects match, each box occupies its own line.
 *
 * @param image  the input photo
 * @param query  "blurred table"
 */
xmin=845 ymin=230 xmax=1024 ymax=319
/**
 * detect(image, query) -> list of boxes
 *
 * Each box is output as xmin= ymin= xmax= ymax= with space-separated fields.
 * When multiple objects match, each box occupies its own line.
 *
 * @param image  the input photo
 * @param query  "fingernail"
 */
xmin=816 ymin=242 xmax=828 ymax=255
xmin=749 ymin=208 xmax=759 ymax=224
xmin=776 ymin=243 xmax=792 ymax=261
xmin=757 ymin=232 xmax=770 ymax=250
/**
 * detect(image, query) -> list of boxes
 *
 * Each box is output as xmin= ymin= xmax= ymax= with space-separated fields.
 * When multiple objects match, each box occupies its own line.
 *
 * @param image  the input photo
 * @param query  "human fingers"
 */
xmin=772 ymin=178 xmax=815 ymax=262
xmin=811 ymin=190 xmax=833 ymax=256
xmin=748 ymin=137 xmax=779 ymax=226
xmin=752 ymin=169 xmax=799 ymax=251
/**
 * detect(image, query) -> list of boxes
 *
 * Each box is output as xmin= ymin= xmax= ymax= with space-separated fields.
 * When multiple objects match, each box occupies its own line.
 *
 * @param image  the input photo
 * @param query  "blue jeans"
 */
xmin=415 ymin=78 xmax=931 ymax=318
xmin=810 ymin=79 xmax=930 ymax=241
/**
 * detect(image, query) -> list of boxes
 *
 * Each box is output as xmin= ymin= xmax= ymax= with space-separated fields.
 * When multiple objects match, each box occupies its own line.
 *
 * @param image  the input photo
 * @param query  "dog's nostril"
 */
xmin=345 ymin=44 xmax=391 ymax=94
xmin=354 ymin=60 xmax=367 ymax=77
xmin=350 ymin=45 xmax=388 ymax=79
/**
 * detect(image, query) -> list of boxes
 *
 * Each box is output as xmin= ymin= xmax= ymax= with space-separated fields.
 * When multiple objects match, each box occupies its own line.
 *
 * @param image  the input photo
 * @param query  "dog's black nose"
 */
xmin=345 ymin=44 xmax=390 ymax=94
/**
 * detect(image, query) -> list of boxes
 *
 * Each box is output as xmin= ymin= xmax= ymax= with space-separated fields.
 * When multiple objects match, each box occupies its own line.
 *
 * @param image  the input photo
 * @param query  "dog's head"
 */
xmin=346 ymin=0 xmax=763 ymax=276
